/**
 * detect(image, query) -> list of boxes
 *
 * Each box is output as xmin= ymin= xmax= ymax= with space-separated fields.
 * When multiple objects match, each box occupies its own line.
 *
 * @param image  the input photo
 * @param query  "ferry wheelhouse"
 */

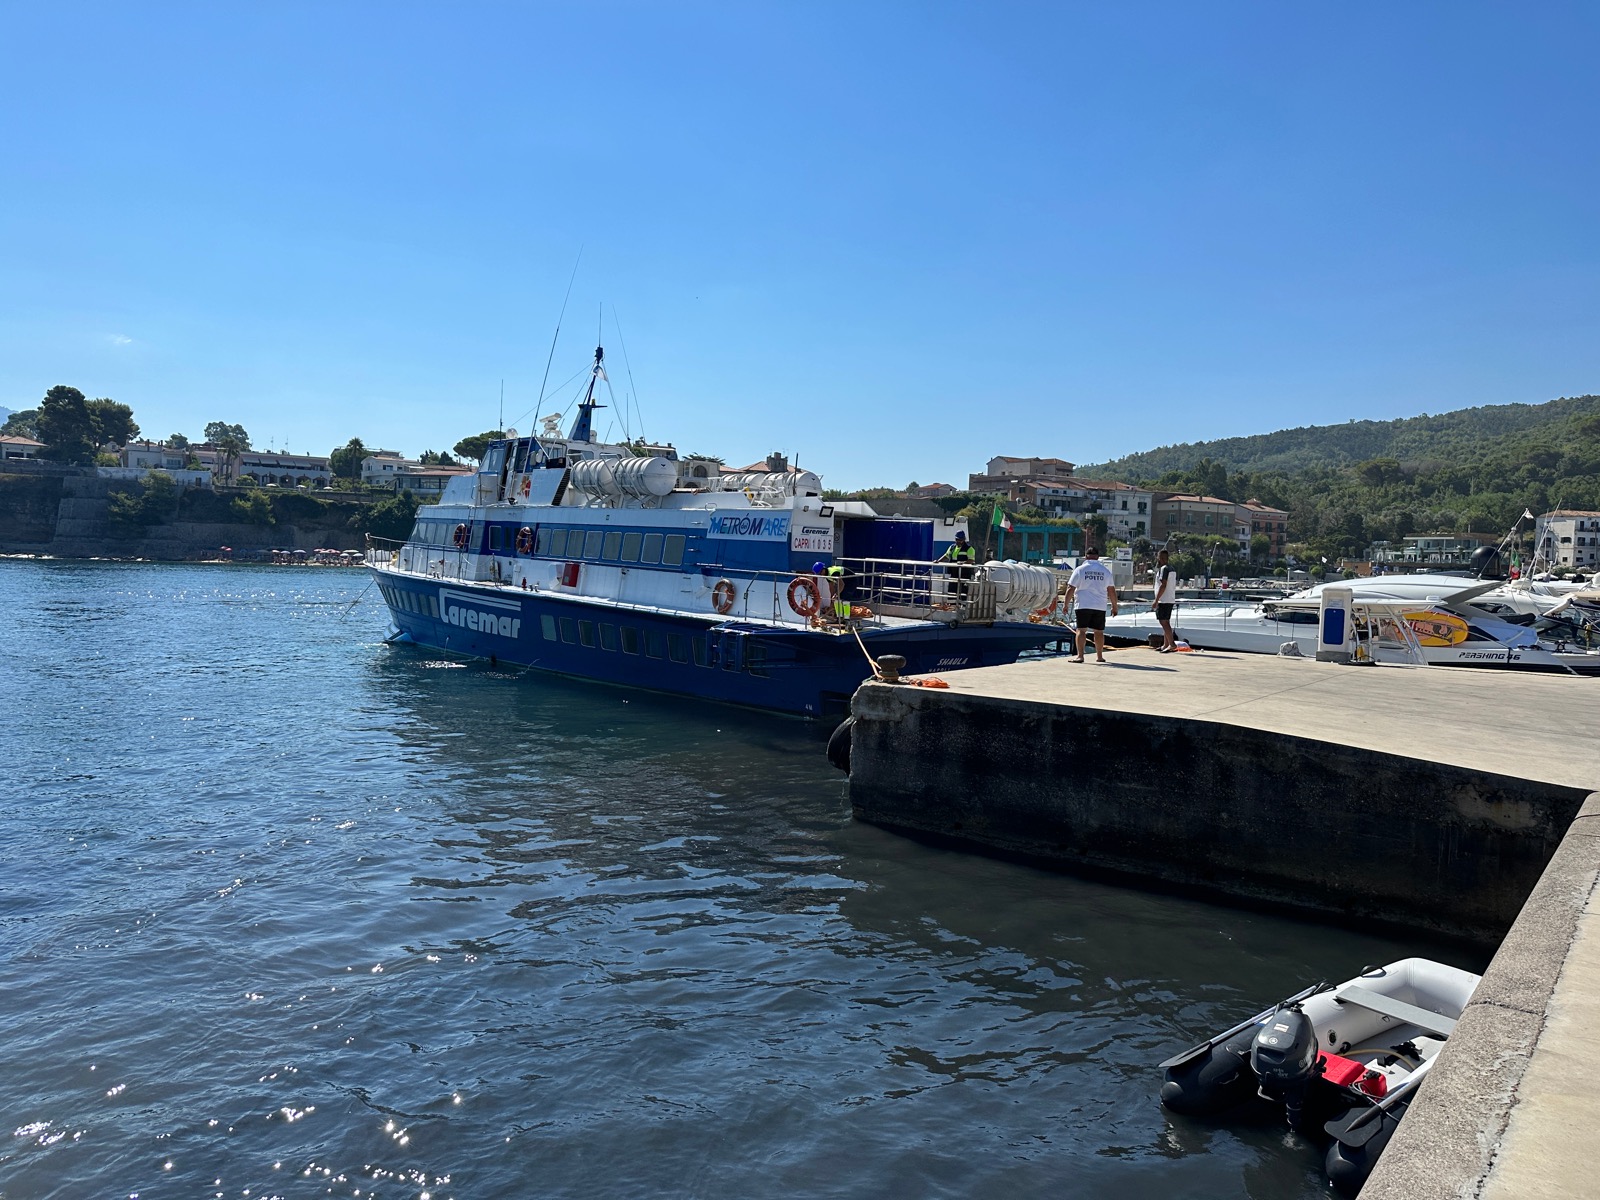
xmin=366 ymin=348 xmax=1065 ymax=716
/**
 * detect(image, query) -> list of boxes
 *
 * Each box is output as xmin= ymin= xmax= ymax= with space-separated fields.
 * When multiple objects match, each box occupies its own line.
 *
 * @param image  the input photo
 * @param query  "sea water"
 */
xmin=0 ymin=561 xmax=1482 ymax=1199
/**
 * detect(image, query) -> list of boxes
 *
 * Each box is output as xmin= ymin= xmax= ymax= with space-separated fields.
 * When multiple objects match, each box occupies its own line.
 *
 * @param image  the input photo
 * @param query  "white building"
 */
xmin=1534 ymin=510 xmax=1600 ymax=572
xmin=121 ymin=440 xmax=190 ymax=471
xmin=0 ymin=434 xmax=43 ymax=461
xmin=361 ymin=453 xmax=472 ymax=493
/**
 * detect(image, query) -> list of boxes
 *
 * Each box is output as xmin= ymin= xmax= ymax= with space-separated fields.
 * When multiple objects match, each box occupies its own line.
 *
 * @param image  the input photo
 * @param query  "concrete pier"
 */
xmin=845 ymin=649 xmax=1600 ymax=1196
xmin=848 ymin=652 xmax=1597 ymax=942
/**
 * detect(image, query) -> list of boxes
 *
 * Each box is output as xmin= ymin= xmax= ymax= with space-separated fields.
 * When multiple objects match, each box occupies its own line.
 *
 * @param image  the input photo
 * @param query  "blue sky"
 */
xmin=3 ymin=2 xmax=1597 ymax=489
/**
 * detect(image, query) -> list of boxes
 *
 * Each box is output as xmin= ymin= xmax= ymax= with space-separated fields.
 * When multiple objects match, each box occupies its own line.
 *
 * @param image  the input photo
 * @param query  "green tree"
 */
xmin=353 ymin=489 xmax=422 ymax=540
xmin=205 ymin=421 xmax=251 ymax=485
xmin=230 ymin=491 xmax=275 ymax=525
xmin=87 ymin=398 xmax=139 ymax=446
xmin=453 ymin=430 xmax=505 ymax=463
xmin=1250 ymin=533 xmax=1271 ymax=560
xmin=168 ymin=433 xmax=190 ymax=450
xmin=329 ymin=437 xmax=368 ymax=479
xmin=2 ymin=408 xmax=40 ymax=438
xmin=36 ymin=386 xmax=99 ymax=463
xmin=418 ymin=449 xmax=456 ymax=466
xmin=107 ymin=471 xmax=177 ymax=534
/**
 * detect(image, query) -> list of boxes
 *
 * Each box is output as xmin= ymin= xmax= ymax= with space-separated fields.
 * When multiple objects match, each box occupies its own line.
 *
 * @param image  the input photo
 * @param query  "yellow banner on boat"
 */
xmin=1404 ymin=611 xmax=1470 ymax=647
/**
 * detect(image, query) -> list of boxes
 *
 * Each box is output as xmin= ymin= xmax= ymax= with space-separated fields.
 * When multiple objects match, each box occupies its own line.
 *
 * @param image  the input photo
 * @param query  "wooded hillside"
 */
xmin=1078 ymin=395 xmax=1600 ymax=479
xmin=1082 ymin=395 xmax=1600 ymax=560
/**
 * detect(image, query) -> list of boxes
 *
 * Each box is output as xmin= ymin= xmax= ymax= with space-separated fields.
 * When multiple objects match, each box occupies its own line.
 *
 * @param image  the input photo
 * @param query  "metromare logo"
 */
xmin=439 ymin=588 xmax=522 ymax=638
xmin=708 ymin=513 xmax=791 ymax=539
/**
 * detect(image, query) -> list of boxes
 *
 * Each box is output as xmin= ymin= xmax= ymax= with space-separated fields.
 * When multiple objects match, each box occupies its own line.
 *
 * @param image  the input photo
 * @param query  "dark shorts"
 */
xmin=1155 ymin=603 xmax=1174 ymax=622
xmin=1077 ymin=608 xmax=1106 ymax=631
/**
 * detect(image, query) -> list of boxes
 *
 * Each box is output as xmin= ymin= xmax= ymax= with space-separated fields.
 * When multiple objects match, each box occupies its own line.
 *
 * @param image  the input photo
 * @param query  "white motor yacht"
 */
xmin=1103 ymin=574 xmax=1597 ymax=674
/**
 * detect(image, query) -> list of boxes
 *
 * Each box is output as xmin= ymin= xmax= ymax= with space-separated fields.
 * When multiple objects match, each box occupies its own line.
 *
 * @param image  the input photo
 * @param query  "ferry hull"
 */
xmin=372 ymin=569 xmax=1059 ymax=716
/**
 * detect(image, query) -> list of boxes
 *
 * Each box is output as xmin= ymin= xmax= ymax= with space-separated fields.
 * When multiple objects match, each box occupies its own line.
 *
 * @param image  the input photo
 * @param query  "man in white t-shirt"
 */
xmin=1154 ymin=548 xmax=1179 ymax=652
xmin=1064 ymin=547 xmax=1118 ymax=663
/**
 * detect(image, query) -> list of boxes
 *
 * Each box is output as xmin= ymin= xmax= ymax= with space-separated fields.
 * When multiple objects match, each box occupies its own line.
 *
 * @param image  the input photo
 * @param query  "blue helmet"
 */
xmin=812 ymin=561 xmax=827 ymax=573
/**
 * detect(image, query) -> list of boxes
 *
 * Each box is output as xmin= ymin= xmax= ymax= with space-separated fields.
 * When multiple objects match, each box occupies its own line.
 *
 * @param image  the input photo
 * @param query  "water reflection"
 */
xmin=0 ymin=564 xmax=1484 ymax=1200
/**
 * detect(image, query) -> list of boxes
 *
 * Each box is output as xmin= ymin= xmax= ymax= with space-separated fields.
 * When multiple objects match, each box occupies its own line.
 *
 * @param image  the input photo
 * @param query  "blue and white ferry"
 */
xmin=367 ymin=347 xmax=1066 ymax=716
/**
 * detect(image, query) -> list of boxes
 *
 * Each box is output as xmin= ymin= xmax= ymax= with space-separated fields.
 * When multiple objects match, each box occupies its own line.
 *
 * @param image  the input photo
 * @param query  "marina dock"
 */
xmin=845 ymin=651 xmax=1600 ymax=1198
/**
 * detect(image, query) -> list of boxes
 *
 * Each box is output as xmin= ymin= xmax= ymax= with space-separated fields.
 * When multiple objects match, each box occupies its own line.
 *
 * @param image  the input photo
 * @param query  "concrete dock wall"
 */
xmin=847 ymin=664 xmax=1592 ymax=943
xmin=1362 ymin=789 xmax=1600 ymax=1198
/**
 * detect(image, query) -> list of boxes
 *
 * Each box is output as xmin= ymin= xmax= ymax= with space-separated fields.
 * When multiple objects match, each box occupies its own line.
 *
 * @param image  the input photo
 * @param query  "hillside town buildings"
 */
xmin=1535 ymin=510 xmax=1600 ymax=572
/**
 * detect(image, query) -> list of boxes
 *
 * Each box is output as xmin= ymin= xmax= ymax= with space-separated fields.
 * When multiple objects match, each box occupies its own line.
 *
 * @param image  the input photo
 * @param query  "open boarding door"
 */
xmin=839 ymin=518 xmax=937 ymax=610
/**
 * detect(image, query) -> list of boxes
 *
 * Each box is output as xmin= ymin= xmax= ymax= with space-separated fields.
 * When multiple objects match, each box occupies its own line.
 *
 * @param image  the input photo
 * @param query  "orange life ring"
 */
xmin=711 ymin=578 xmax=737 ymax=614
xmin=515 ymin=526 xmax=534 ymax=555
xmin=1032 ymin=596 xmax=1060 ymax=619
xmin=787 ymin=576 xmax=822 ymax=617
xmin=452 ymin=523 xmax=469 ymax=549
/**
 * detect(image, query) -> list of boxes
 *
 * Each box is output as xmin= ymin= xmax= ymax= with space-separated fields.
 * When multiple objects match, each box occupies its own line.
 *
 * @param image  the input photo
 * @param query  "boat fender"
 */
xmin=826 ymin=716 xmax=853 ymax=774
xmin=452 ymin=523 xmax=469 ymax=549
xmin=787 ymin=576 xmax=822 ymax=618
xmin=711 ymin=579 xmax=737 ymax=614
xmin=1159 ymin=1026 xmax=1259 ymax=1116
xmin=516 ymin=526 xmax=534 ymax=555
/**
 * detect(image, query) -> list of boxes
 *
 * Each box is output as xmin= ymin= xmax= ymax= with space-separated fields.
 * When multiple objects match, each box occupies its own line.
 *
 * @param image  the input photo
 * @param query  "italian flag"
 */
xmin=991 ymin=505 xmax=1013 ymax=533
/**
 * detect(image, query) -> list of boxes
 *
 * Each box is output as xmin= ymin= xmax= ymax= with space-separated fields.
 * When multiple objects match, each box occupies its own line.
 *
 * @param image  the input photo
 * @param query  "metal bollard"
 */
xmin=877 ymin=654 xmax=906 ymax=683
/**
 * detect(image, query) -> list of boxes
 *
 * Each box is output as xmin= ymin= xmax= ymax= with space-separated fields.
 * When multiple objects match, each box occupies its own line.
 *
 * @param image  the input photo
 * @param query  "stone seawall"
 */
xmin=0 ymin=466 xmax=369 ymax=558
xmin=846 ymin=658 xmax=1597 ymax=943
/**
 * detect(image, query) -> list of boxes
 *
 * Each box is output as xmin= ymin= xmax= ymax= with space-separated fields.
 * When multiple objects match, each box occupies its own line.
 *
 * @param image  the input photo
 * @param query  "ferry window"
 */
xmin=621 ymin=626 xmax=640 ymax=655
xmin=600 ymin=623 xmax=618 ymax=651
xmin=584 ymin=530 xmax=605 ymax=559
xmin=541 ymin=615 xmax=558 ymax=641
xmin=560 ymin=617 xmax=578 ymax=644
xmin=662 ymin=534 xmax=686 ymax=567
xmin=602 ymin=531 xmax=623 ymax=560
xmin=427 ymin=595 xmax=439 ymax=618
xmin=620 ymin=532 xmax=642 ymax=562
xmin=692 ymin=637 xmax=711 ymax=668
xmin=535 ymin=528 xmax=550 ymax=555
xmin=579 ymin=620 xmax=596 ymax=648
xmin=640 ymin=533 xmax=663 ymax=564
xmin=546 ymin=528 xmax=568 ymax=557
xmin=667 ymin=634 xmax=689 ymax=664
xmin=489 ymin=525 xmax=505 ymax=551
xmin=747 ymin=642 xmax=769 ymax=678
xmin=645 ymin=630 xmax=666 ymax=659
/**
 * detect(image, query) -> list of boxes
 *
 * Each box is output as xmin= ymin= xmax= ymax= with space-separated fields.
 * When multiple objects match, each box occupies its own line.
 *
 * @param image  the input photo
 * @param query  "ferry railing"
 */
xmin=836 ymin=556 xmax=996 ymax=623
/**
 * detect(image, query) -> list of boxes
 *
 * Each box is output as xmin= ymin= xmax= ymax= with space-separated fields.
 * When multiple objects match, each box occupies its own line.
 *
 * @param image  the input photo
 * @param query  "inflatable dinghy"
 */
xmin=1160 ymin=958 xmax=1479 ymax=1196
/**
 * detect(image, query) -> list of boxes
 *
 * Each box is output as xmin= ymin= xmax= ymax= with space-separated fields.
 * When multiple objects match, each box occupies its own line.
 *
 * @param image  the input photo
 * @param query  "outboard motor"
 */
xmin=1250 ymin=1003 xmax=1319 ymax=1129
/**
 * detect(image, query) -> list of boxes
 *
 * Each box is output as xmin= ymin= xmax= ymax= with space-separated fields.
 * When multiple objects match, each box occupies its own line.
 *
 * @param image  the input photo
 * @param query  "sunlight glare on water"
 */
xmin=0 ymin=561 xmax=1481 ymax=1199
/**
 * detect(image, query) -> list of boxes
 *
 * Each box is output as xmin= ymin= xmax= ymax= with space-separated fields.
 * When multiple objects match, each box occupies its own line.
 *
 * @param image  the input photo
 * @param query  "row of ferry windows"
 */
xmin=539 ymin=614 xmax=766 ymax=674
xmin=381 ymin=585 xmax=441 ymax=619
xmin=411 ymin=519 xmax=687 ymax=567
xmin=524 ymin=527 xmax=686 ymax=566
